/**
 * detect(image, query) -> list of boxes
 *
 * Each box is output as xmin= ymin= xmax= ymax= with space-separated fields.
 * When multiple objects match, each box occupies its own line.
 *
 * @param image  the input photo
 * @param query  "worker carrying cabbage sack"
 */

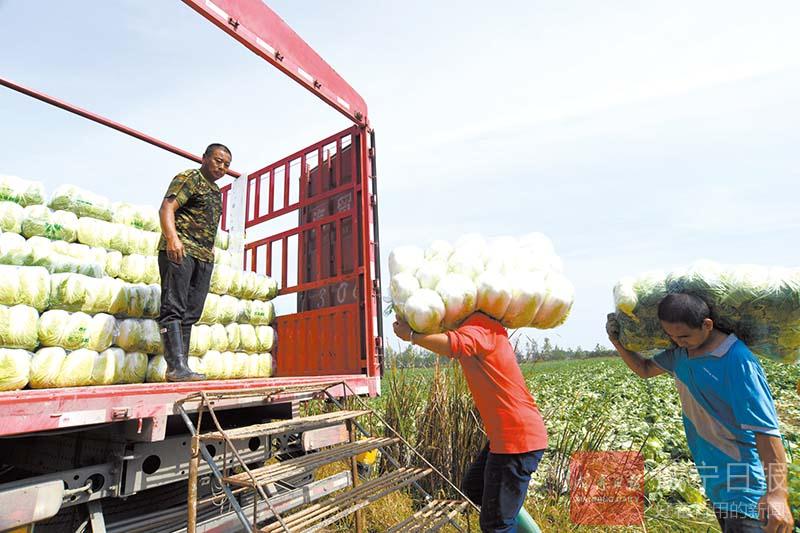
xmin=156 ymin=143 xmax=231 ymax=382
xmin=612 ymin=262 xmax=800 ymax=363
xmin=392 ymin=312 xmax=547 ymax=531
xmin=389 ymin=234 xmax=574 ymax=332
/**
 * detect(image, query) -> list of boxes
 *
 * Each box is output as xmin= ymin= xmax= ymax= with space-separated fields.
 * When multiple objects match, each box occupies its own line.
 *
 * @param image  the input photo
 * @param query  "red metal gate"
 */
xmin=221 ymin=126 xmax=382 ymax=380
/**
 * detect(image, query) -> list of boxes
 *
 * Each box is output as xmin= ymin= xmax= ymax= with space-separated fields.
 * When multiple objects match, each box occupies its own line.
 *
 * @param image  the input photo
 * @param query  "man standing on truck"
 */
xmin=393 ymin=313 xmax=547 ymax=532
xmin=157 ymin=143 xmax=232 ymax=382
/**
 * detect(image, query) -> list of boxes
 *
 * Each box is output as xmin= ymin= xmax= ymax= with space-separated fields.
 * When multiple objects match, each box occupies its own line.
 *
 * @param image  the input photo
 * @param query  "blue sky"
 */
xmin=2 ymin=1 xmax=799 ymax=351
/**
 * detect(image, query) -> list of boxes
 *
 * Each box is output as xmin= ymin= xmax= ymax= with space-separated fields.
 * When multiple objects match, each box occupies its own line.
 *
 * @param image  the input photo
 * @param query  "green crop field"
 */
xmin=350 ymin=356 xmax=800 ymax=532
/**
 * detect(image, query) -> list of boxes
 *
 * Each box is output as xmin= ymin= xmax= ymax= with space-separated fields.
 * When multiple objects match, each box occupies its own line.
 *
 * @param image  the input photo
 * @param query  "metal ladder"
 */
xmin=176 ymin=382 xmax=476 ymax=533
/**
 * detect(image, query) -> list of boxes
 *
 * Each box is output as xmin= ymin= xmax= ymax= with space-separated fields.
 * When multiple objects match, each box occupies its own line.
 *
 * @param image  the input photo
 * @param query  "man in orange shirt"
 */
xmin=393 ymin=312 xmax=547 ymax=532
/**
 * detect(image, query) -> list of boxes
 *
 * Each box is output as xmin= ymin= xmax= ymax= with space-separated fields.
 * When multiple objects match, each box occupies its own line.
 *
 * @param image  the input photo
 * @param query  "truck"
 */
xmin=0 ymin=1 xmax=386 ymax=530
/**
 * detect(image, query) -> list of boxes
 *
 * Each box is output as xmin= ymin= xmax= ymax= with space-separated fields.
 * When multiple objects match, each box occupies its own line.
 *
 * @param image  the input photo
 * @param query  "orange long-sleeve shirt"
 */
xmin=446 ymin=313 xmax=548 ymax=454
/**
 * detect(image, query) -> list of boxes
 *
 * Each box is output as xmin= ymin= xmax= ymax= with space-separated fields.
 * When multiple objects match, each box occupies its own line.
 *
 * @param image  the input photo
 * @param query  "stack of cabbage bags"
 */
xmin=390 ymin=233 xmax=574 ymax=333
xmin=0 ymin=179 xmax=279 ymax=391
xmin=613 ymin=260 xmax=800 ymax=363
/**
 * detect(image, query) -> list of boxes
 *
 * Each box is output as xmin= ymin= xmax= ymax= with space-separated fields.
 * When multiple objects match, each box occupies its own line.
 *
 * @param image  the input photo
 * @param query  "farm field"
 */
xmin=349 ymin=356 xmax=800 ymax=532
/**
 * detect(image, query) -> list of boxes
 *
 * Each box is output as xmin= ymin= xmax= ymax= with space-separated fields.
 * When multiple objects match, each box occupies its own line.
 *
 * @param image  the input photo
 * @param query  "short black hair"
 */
xmin=204 ymin=143 xmax=231 ymax=158
xmin=657 ymin=293 xmax=711 ymax=328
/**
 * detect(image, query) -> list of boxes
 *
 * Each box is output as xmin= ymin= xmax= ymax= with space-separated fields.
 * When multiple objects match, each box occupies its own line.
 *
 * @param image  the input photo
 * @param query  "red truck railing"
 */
xmin=220 ymin=125 xmax=383 ymax=379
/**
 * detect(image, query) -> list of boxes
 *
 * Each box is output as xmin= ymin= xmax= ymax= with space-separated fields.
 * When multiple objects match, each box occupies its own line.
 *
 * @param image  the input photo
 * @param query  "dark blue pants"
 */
xmin=157 ymin=251 xmax=213 ymax=328
xmin=461 ymin=443 xmax=545 ymax=533
xmin=714 ymin=510 xmax=765 ymax=533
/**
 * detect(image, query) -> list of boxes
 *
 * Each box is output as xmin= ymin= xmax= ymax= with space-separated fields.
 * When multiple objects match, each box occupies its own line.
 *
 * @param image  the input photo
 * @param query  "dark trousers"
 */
xmin=714 ymin=509 xmax=765 ymax=533
xmin=461 ymin=443 xmax=545 ymax=533
xmin=158 ymin=252 xmax=214 ymax=328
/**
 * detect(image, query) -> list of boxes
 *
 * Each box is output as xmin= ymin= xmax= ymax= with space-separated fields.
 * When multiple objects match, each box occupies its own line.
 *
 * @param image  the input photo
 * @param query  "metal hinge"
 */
xmin=228 ymin=17 xmax=240 ymax=30
xmin=370 ymin=193 xmax=377 ymax=206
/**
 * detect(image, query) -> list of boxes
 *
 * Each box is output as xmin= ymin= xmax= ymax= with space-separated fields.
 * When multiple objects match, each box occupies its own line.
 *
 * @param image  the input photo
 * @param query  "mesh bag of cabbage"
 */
xmin=613 ymin=261 xmax=800 ymax=363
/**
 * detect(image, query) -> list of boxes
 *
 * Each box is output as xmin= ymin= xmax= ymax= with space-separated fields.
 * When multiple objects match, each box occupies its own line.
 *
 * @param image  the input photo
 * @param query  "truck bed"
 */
xmin=0 ymin=374 xmax=379 ymax=438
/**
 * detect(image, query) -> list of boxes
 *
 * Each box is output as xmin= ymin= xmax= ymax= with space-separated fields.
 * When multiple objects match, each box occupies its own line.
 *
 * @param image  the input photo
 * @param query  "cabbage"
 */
xmin=239 ymin=324 xmax=258 ymax=353
xmin=225 ymin=323 xmax=241 ymax=352
xmin=219 ymin=351 xmax=236 ymax=379
xmin=115 ymin=319 xmax=163 ymax=354
xmin=143 ymin=256 xmax=160 ymax=284
xmin=424 ymin=240 xmax=453 ymax=262
xmin=109 ymin=224 xmax=135 ymax=255
xmin=77 ymin=217 xmax=113 ymax=249
xmin=502 ymin=271 xmax=547 ymax=329
xmin=215 ymin=248 xmax=233 ymax=267
xmin=233 ymin=352 xmax=249 ymax=378
xmin=88 ymin=313 xmax=116 ymax=351
xmin=0 ymin=265 xmax=49 ymax=311
xmin=146 ymin=355 xmax=168 ymax=383
xmin=614 ymin=263 xmax=800 ymax=362
xmin=258 ymin=353 xmax=273 ymax=377
xmin=448 ymin=248 xmax=485 ymax=281
xmin=201 ymin=350 xmax=224 ymax=379
xmin=531 ymin=272 xmax=575 ymax=329
xmin=210 ymin=264 xmax=234 ymax=295
xmin=49 ymin=273 xmax=88 ymax=311
xmin=613 ymin=277 xmax=638 ymax=318
xmin=435 ymin=274 xmax=477 ymax=330
xmin=0 ymin=232 xmax=31 ymax=265
xmin=82 ymin=277 xmax=128 ymax=315
xmin=105 ymin=250 xmax=123 ymax=278
xmin=116 ymin=350 xmax=147 ymax=384
xmin=90 ymin=349 xmax=116 ymax=385
xmin=415 ymin=260 xmax=448 ymax=291
xmin=476 ymin=271 xmax=512 ymax=321
xmin=209 ymin=324 xmax=228 ymax=351
xmin=120 ymin=254 xmax=146 ymax=283
xmin=239 ymin=271 xmax=259 ymax=300
xmin=199 ymin=293 xmax=220 ymax=324
xmin=141 ymin=231 xmax=160 ymax=256
xmin=245 ymin=353 xmax=260 ymax=378
xmin=29 ymin=347 xmax=67 ymax=388
xmin=188 ymin=356 xmax=204 ymax=375
xmin=61 ymin=312 xmax=93 ymax=351
xmin=0 ymin=201 xmax=24 ymax=233
xmin=49 ymin=185 xmax=112 ymax=221
xmin=403 ymin=289 xmax=445 ymax=334
xmin=0 ymin=304 xmax=39 ymax=350
xmin=389 ymin=246 xmax=424 ymax=278
xmin=0 ymin=267 xmax=18 ymax=307
xmin=215 ymin=230 xmax=229 ymax=250
xmin=228 ymin=270 xmax=243 ymax=297
xmin=390 ymin=272 xmax=420 ymax=320
xmin=111 ymin=202 xmax=160 ymax=232
xmin=0 ymin=348 xmax=31 ymax=391
xmin=255 ymin=325 xmax=275 ymax=352
xmin=189 ymin=324 xmax=211 ymax=356
xmin=124 ymin=284 xmax=148 ymax=318
xmin=56 ymin=348 xmax=96 ymax=387
xmin=21 ymin=206 xmax=78 ymax=242
xmin=37 ymin=310 xmax=93 ymax=350
xmin=0 ymin=175 xmax=45 ymax=207
xmin=143 ymin=284 xmax=161 ymax=318
xmin=246 ymin=299 xmax=275 ymax=325
xmin=253 ymin=275 xmax=278 ymax=301
xmin=217 ymin=295 xmax=239 ymax=324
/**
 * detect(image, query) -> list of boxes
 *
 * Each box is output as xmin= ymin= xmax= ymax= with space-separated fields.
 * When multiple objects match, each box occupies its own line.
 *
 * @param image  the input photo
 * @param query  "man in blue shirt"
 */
xmin=606 ymin=293 xmax=793 ymax=533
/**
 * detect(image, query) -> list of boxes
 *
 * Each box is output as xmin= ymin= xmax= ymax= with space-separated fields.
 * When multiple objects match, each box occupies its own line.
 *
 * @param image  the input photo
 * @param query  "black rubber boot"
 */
xmin=181 ymin=324 xmax=192 ymax=359
xmin=160 ymin=321 xmax=205 ymax=382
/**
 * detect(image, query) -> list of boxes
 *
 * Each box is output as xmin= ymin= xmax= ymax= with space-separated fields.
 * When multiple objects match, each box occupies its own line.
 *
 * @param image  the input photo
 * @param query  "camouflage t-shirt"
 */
xmin=157 ymin=169 xmax=221 ymax=263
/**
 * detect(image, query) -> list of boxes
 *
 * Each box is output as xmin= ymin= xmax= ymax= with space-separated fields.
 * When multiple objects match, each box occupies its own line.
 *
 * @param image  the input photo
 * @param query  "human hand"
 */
xmin=166 ymin=236 xmax=185 ymax=264
xmin=759 ymin=490 xmax=794 ymax=533
xmin=606 ymin=313 xmax=621 ymax=341
xmin=393 ymin=320 xmax=413 ymax=342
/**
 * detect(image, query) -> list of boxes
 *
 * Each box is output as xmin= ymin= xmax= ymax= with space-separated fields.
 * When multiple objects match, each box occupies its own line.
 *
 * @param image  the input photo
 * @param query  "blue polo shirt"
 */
xmin=653 ymin=334 xmax=781 ymax=518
